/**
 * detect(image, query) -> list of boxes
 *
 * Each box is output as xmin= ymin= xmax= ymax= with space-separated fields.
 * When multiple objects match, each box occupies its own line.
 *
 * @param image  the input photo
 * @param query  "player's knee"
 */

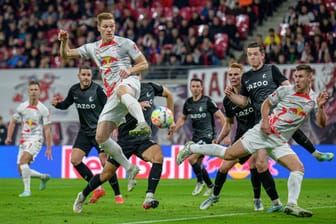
xmin=219 ymin=165 xmax=230 ymax=173
xmin=152 ymin=153 xmax=164 ymax=164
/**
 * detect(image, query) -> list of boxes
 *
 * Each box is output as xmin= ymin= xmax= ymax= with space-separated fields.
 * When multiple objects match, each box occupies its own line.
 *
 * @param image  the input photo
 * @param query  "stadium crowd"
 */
xmin=0 ymin=0 xmax=335 ymax=69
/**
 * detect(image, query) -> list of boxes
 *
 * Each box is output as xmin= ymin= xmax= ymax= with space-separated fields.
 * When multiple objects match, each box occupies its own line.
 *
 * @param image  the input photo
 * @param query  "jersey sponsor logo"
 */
xmin=76 ymin=103 xmax=96 ymax=109
xmin=235 ymin=107 xmax=254 ymax=117
xmin=190 ymin=112 xmax=207 ymax=119
xmin=246 ymin=80 xmax=269 ymax=92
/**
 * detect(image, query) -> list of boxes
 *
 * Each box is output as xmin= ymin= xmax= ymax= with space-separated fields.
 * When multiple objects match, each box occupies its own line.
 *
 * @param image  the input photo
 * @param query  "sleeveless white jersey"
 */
xmin=267 ymin=85 xmax=317 ymax=141
xmin=13 ymin=101 xmax=51 ymax=144
xmin=77 ymin=36 xmax=142 ymax=97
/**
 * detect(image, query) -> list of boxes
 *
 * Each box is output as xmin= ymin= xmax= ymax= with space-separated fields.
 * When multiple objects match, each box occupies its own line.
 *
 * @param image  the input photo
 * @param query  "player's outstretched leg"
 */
xmin=129 ymin=122 xmax=151 ymax=136
xmin=176 ymin=141 xmax=194 ymax=165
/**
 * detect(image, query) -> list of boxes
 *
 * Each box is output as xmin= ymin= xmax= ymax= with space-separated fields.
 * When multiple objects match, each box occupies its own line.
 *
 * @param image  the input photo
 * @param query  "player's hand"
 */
xmin=317 ymin=91 xmax=329 ymax=109
xmin=51 ymin=96 xmax=60 ymax=106
xmin=5 ymin=138 xmax=11 ymax=145
xmin=119 ymin=68 xmax=131 ymax=79
xmin=167 ymin=123 xmax=176 ymax=140
xmin=58 ymin=29 xmax=69 ymax=41
xmin=140 ymin=101 xmax=151 ymax=111
xmin=45 ymin=148 xmax=53 ymax=160
xmin=224 ymin=86 xmax=234 ymax=97
xmin=260 ymin=118 xmax=271 ymax=135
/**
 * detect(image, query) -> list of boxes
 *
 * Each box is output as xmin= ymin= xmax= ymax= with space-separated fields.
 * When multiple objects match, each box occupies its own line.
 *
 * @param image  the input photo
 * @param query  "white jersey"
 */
xmin=267 ymin=85 xmax=317 ymax=141
xmin=77 ymin=36 xmax=142 ymax=97
xmin=13 ymin=101 xmax=51 ymax=144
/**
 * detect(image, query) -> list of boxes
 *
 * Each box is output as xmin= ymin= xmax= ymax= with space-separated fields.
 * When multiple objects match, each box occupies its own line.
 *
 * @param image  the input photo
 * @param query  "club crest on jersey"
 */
xmin=199 ymin=106 xmax=203 ymax=112
xmin=262 ymin=74 xmax=267 ymax=79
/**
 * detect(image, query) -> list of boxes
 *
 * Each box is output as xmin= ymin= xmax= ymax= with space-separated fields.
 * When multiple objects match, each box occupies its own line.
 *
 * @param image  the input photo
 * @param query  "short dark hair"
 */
xmin=28 ymin=80 xmax=40 ymax=88
xmin=79 ymin=65 xmax=92 ymax=72
xmin=296 ymin=64 xmax=313 ymax=75
xmin=247 ymin=42 xmax=265 ymax=53
xmin=190 ymin=78 xmax=203 ymax=85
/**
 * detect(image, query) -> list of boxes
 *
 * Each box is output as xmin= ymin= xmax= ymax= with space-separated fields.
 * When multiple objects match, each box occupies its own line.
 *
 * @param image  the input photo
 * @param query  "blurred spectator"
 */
xmin=283 ymin=6 xmax=297 ymax=24
xmin=297 ymin=5 xmax=315 ymax=25
xmin=0 ymin=115 xmax=7 ymax=145
xmin=263 ymin=28 xmax=281 ymax=46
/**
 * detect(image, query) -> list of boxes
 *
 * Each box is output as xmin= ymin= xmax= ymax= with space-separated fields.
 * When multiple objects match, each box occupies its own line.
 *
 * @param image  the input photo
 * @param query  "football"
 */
xmin=151 ymin=106 xmax=174 ymax=129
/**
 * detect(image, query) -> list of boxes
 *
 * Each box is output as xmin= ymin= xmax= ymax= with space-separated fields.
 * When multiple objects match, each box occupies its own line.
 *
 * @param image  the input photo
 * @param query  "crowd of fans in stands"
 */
xmin=0 ymin=0 xmax=334 ymax=70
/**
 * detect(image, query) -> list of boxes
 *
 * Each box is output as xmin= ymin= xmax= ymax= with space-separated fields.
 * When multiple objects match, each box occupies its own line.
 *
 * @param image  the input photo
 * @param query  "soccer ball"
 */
xmin=151 ymin=106 xmax=174 ymax=129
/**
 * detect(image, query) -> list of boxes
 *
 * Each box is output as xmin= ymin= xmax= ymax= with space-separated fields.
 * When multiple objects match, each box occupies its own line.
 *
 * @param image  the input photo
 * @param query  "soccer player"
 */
xmin=5 ymin=80 xmax=52 ymax=197
xmin=178 ymin=64 xmax=329 ymax=217
xmin=169 ymin=78 xmax=225 ymax=196
xmin=51 ymin=65 xmax=123 ymax=204
xmin=225 ymin=42 xmax=334 ymax=162
xmin=72 ymin=81 xmax=174 ymax=213
xmin=200 ymin=63 xmax=281 ymax=211
xmin=58 ymin=12 xmax=148 ymax=188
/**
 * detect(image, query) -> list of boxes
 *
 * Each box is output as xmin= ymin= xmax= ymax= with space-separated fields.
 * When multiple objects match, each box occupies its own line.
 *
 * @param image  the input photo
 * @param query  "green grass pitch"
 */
xmin=0 ymin=178 xmax=335 ymax=224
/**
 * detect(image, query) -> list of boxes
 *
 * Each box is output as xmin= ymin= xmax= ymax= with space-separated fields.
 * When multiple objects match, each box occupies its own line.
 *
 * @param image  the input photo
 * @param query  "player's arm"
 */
xmin=52 ymin=89 xmax=74 ymax=109
xmin=43 ymin=123 xmax=53 ymax=160
xmin=260 ymin=98 xmax=272 ymax=134
xmin=168 ymin=114 xmax=187 ymax=139
xmin=224 ymin=86 xmax=249 ymax=108
xmin=215 ymin=116 xmax=234 ymax=144
xmin=315 ymin=91 xmax=328 ymax=128
xmin=58 ymin=29 xmax=80 ymax=59
xmin=162 ymin=86 xmax=174 ymax=113
xmin=120 ymin=55 xmax=149 ymax=79
xmin=5 ymin=118 xmax=17 ymax=145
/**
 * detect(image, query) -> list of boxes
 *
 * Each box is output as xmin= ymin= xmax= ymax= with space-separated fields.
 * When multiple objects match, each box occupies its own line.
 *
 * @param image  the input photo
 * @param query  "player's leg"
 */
xmin=254 ymin=149 xmax=283 ymax=213
xmin=96 ymin=120 xmax=140 ymax=182
xmin=18 ymin=150 xmax=33 ymax=197
xmin=292 ymin=129 xmax=334 ymax=162
xmin=141 ymin=143 xmax=163 ymax=209
xmin=73 ymin=161 xmax=118 ymax=213
xmin=117 ymin=82 xmax=150 ymax=136
xmin=188 ymin=154 xmax=205 ymax=196
xmin=200 ymin=159 xmax=237 ymax=210
xmin=198 ymin=156 xmax=214 ymax=196
xmin=273 ymin=147 xmax=312 ymax=217
xmin=248 ymin=154 xmax=263 ymax=211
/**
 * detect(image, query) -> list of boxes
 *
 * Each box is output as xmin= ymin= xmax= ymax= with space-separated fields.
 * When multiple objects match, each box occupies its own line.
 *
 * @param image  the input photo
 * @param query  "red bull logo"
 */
xmin=101 ymin=56 xmax=118 ymax=67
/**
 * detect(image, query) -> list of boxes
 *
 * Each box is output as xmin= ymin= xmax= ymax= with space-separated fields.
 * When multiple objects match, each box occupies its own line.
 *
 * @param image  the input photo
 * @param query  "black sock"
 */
xmin=191 ymin=163 xmax=203 ymax=183
xmin=292 ymin=129 xmax=315 ymax=154
xmin=213 ymin=171 xmax=227 ymax=196
xmin=74 ymin=162 xmax=93 ymax=182
xmin=108 ymin=174 xmax=120 ymax=196
xmin=250 ymin=168 xmax=261 ymax=199
xmin=83 ymin=174 xmax=103 ymax=197
xmin=147 ymin=163 xmax=162 ymax=194
xmin=259 ymin=170 xmax=279 ymax=201
xmin=201 ymin=167 xmax=213 ymax=188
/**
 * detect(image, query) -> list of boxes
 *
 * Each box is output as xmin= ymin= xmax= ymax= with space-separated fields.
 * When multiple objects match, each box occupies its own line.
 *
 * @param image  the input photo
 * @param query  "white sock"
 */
xmin=287 ymin=171 xmax=304 ymax=206
xmin=312 ymin=150 xmax=320 ymax=158
xmin=190 ymin=144 xmax=227 ymax=158
xmin=100 ymin=138 xmax=131 ymax=170
xmin=120 ymin=94 xmax=145 ymax=123
xmin=30 ymin=169 xmax=43 ymax=178
xmin=20 ymin=164 xmax=31 ymax=192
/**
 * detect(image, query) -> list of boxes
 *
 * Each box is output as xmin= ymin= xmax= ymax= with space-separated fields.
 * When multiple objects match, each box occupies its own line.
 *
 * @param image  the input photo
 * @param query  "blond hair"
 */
xmin=97 ymin=12 xmax=114 ymax=25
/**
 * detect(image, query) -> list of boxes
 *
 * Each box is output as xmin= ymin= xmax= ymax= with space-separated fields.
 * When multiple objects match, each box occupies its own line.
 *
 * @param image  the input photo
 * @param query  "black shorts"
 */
xmin=108 ymin=139 xmax=157 ymax=167
xmin=73 ymin=131 xmax=102 ymax=156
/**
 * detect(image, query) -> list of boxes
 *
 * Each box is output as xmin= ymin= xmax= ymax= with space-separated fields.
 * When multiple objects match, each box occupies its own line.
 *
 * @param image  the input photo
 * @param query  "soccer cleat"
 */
xmin=253 ymin=199 xmax=264 ymax=211
xmin=127 ymin=165 xmax=140 ymax=191
xmin=203 ymin=186 xmax=214 ymax=196
xmin=192 ymin=182 xmax=205 ymax=196
xmin=315 ymin=152 xmax=334 ymax=162
xmin=39 ymin=174 xmax=50 ymax=190
xmin=115 ymin=195 xmax=124 ymax=204
xmin=284 ymin=204 xmax=313 ymax=217
xmin=129 ymin=122 xmax=151 ymax=136
xmin=266 ymin=204 xmax=284 ymax=213
xmin=89 ymin=188 xmax=106 ymax=203
xmin=200 ymin=195 xmax=220 ymax=210
xmin=19 ymin=191 xmax=31 ymax=197
xmin=142 ymin=198 xmax=159 ymax=209
xmin=176 ymin=141 xmax=194 ymax=165
xmin=73 ymin=192 xmax=86 ymax=213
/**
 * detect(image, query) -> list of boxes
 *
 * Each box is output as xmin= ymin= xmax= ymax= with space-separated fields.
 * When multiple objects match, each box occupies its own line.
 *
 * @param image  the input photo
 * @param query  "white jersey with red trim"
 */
xmin=13 ymin=101 xmax=51 ymax=144
xmin=77 ymin=36 xmax=142 ymax=97
xmin=267 ymin=85 xmax=317 ymax=141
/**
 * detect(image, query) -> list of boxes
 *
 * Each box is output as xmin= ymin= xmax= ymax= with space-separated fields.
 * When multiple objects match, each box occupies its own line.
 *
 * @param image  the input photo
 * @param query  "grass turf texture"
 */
xmin=0 ymin=178 xmax=335 ymax=224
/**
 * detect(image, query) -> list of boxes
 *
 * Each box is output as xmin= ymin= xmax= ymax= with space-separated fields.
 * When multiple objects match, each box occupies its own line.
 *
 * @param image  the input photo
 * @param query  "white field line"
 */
xmin=119 ymin=205 xmax=336 ymax=224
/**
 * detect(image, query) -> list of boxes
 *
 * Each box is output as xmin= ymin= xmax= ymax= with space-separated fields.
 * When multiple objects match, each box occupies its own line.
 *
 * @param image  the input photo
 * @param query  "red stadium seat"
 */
xmin=214 ymin=33 xmax=228 ymax=59
xmin=236 ymin=14 xmax=249 ymax=40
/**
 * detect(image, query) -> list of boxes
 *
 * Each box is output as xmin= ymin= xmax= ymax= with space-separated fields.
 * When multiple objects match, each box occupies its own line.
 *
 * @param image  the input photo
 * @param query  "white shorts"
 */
xmin=240 ymin=123 xmax=295 ymax=161
xmin=98 ymin=75 xmax=140 ymax=126
xmin=17 ymin=139 xmax=43 ymax=164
